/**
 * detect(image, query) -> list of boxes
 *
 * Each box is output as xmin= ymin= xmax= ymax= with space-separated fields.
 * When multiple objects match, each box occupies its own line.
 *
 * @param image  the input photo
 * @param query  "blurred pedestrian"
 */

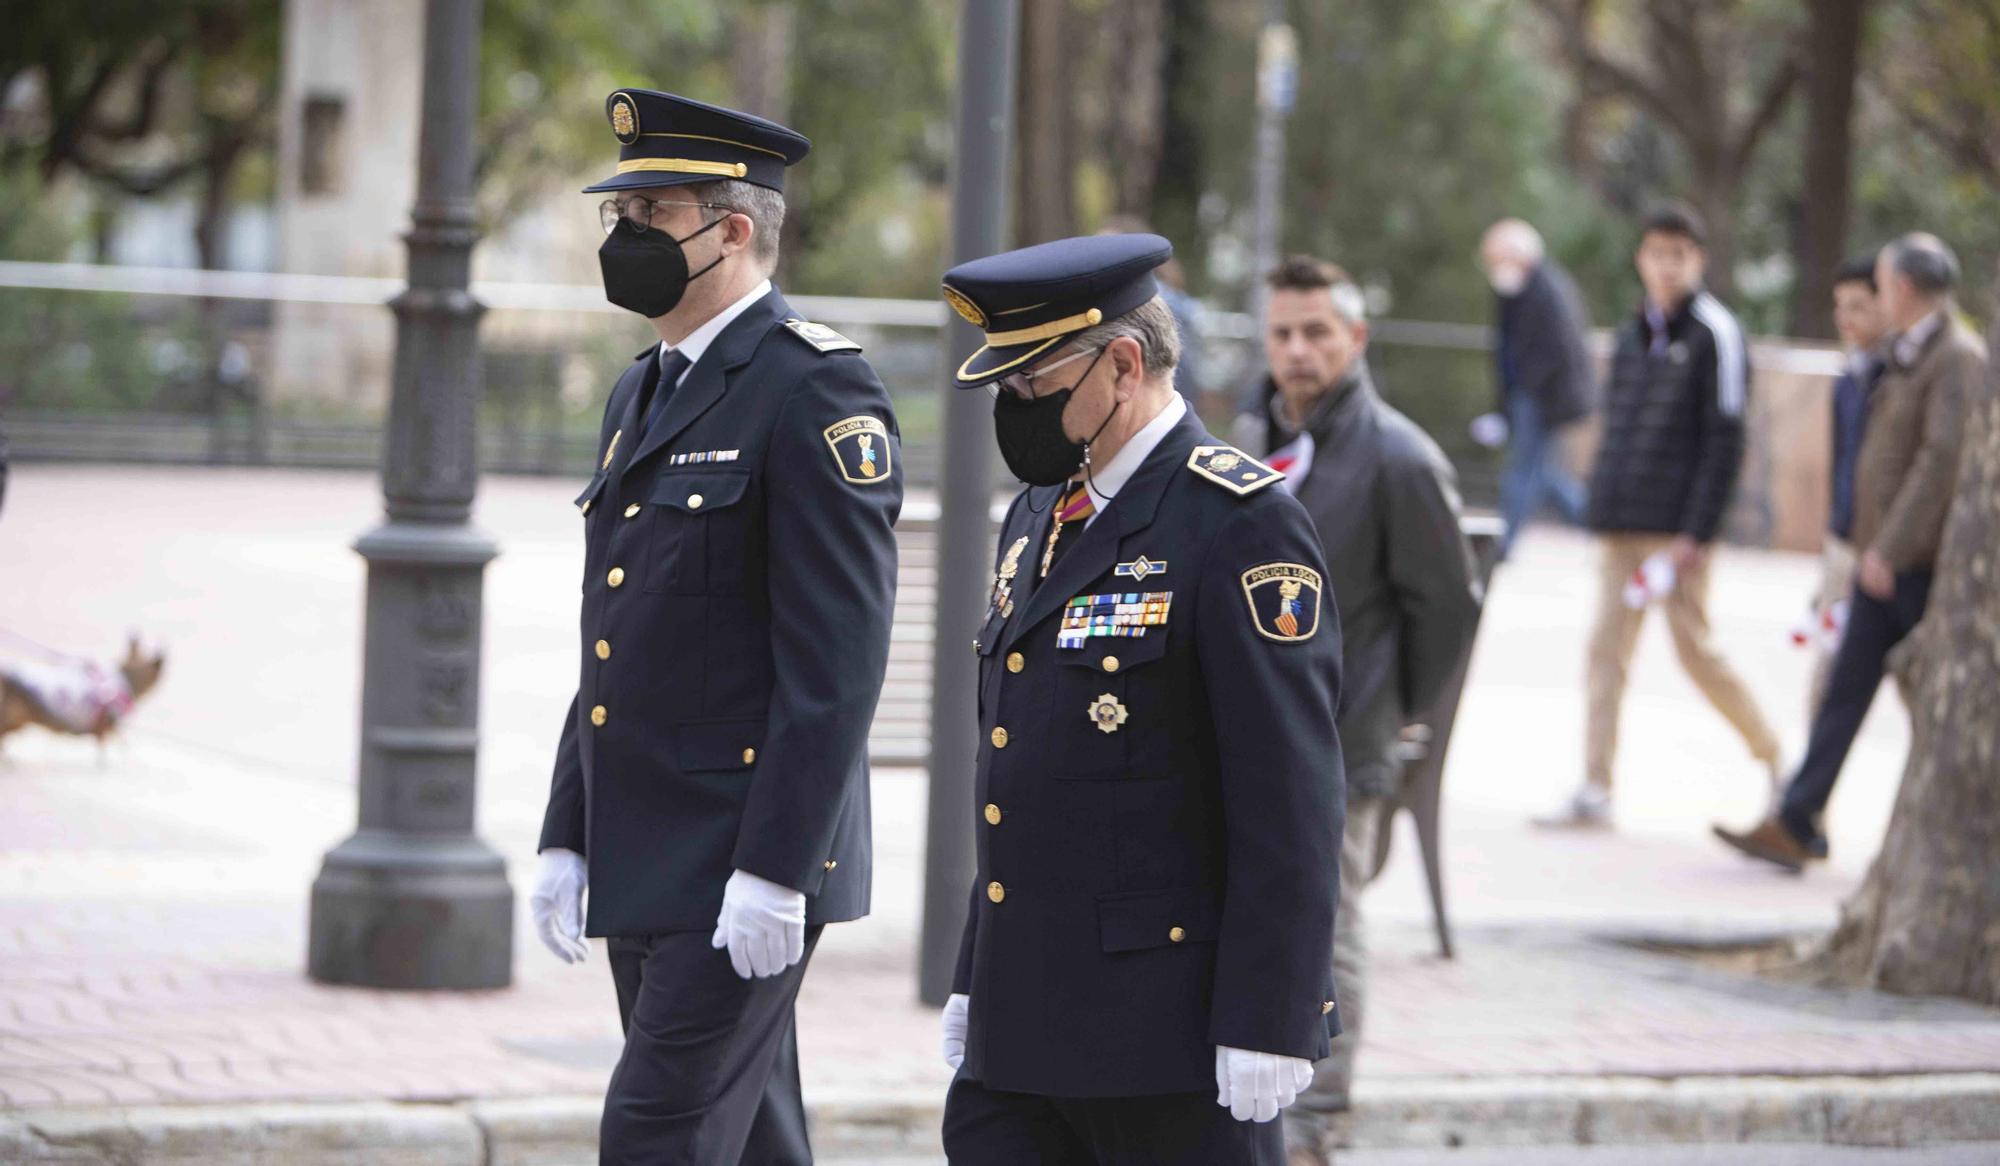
xmin=936 ymin=234 xmax=1344 ymax=1166
xmin=1716 ymin=233 xmax=1987 ymax=871
xmin=1249 ymin=256 xmax=1481 ymax=1166
xmin=1100 ymin=215 xmax=1206 ymax=404
xmin=1537 ymin=203 xmax=1781 ymax=829
xmin=1478 ymin=219 xmax=1594 ymax=559
xmin=1802 ymin=256 xmax=1890 ymax=716
xmin=530 ymin=89 xmax=903 ymax=1166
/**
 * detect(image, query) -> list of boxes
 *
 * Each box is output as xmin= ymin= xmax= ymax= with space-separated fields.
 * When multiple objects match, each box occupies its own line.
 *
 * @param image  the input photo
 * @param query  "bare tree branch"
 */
xmin=1732 ymin=54 xmax=1801 ymax=175
xmin=1529 ymin=0 xmax=1692 ymax=136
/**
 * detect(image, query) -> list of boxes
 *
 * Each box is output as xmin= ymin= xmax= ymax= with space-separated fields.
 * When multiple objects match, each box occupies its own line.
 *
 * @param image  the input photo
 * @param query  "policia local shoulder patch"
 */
xmin=823 ymin=415 xmax=893 ymax=484
xmin=1240 ymin=562 xmax=1323 ymax=642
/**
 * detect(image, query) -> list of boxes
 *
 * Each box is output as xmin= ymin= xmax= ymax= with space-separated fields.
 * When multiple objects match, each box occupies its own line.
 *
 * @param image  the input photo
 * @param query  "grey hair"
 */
xmin=1070 ymin=295 xmax=1183 ymax=380
xmin=1483 ymin=218 xmax=1545 ymax=264
xmin=1884 ymin=232 xmax=1960 ymax=296
xmin=693 ymin=179 xmax=786 ymax=270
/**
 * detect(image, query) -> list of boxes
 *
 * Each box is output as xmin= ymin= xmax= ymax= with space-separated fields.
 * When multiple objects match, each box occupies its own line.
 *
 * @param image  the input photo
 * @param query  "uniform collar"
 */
xmin=1079 ymin=392 xmax=1185 ymax=519
xmin=661 ymin=277 xmax=774 ymax=371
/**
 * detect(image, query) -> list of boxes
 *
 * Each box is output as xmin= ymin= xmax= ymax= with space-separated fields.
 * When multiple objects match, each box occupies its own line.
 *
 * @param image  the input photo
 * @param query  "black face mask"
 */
xmin=991 ymin=348 xmax=1117 ymax=487
xmin=598 ymin=214 xmax=726 ymax=318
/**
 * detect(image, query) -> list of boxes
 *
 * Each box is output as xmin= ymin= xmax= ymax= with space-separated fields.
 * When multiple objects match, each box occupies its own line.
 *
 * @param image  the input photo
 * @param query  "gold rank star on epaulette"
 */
xmin=783 ymin=318 xmax=863 ymax=354
xmin=1186 ymin=444 xmax=1284 ymax=495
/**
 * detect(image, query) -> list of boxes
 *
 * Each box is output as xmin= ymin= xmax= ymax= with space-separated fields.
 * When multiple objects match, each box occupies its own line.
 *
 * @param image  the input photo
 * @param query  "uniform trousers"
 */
xmin=943 ymin=1073 xmax=1284 ymax=1165
xmin=601 ymin=926 xmax=824 ymax=1166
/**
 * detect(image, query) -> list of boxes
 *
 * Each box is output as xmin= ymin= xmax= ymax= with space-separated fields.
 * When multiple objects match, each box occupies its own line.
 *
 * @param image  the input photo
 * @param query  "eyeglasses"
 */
xmin=988 ymin=347 xmax=1102 ymax=401
xmin=599 ymin=196 xmax=730 ymax=236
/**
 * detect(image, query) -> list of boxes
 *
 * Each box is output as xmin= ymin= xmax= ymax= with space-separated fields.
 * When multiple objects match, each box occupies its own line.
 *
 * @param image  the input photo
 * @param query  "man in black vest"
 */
xmin=529 ymin=89 xmax=902 ymax=1165
xmin=934 ymin=234 xmax=1345 ymax=1165
xmin=1537 ymin=203 xmax=1780 ymax=830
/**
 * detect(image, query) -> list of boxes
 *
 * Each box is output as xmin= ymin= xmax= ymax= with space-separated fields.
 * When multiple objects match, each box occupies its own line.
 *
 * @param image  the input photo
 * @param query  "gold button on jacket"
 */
xmin=607 ymin=566 xmax=626 ymax=587
xmin=1101 ymin=655 xmax=1120 ymax=673
xmin=987 ymin=881 xmax=1006 ymax=903
xmin=623 ymin=503 xmax=641 ymax=518
xmin=1006 ymin=652 xmax=1025 ymax=673
xmin=595 ymin=639 xmax=611 ymax=660
xmin=1169 ymin=926 xmax=1186 ymax=943
xmin=590 ymin=705 xmax=608 ymax=726
xmin=990 ymin=726 xmax=1009 ymax=748
xmin=742 ymin=747 xmax=757 ymax=764
xmin=984 ymin=803 xmax=1002 ymax=825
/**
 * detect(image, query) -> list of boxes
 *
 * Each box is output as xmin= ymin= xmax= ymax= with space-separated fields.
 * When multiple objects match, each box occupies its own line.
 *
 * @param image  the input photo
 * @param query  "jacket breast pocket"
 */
xmin=1053 ymin=630 xmax=1171 ymax=780
xmin=647 ymin=471 xmax=753 ymax=595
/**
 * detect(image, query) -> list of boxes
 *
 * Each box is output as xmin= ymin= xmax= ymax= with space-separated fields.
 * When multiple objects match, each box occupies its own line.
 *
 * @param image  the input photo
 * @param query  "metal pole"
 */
xmin=308 ymin=0 xmax=513 ymax=990
xmin=1247 ymin=8 xmax=1297 ymax=325
xmin=919 ymin=0 xmax=1020 ymax=1006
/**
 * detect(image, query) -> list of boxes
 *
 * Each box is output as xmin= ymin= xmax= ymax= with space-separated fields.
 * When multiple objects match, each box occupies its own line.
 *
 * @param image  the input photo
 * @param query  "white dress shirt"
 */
xmin=1892 ymin=309 xmax=1944 ymax=369
xmin=1077 ymin=392 xmax=1187 ymax=528
xmin=659 ymin=278 xmax=774 ymax=386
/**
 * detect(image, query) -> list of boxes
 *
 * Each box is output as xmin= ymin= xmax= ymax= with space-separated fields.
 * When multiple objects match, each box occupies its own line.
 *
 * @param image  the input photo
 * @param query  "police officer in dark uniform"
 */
xmin=934 ymin=234 xmax=1345 ymax=1165
xmin=528 ymin=89 xmax=903 ymax=1166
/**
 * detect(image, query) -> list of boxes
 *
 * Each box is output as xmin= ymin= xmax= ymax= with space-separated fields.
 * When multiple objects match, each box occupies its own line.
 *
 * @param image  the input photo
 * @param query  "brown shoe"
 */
xmin=1713 ymin=817 xmax=1809 ymax=873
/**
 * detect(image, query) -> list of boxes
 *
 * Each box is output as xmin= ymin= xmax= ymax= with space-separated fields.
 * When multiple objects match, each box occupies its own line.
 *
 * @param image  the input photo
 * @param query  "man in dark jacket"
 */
xmin=1804 ymin=256 xmax=1889 ymax=715
xmin=1537 ymin=204 xmax=1781 ymax=830
xmin=1480 ymin=219 xmax=1593 ymax=558
xmin=1239 ymin=257 xmax=1481 ymax=1165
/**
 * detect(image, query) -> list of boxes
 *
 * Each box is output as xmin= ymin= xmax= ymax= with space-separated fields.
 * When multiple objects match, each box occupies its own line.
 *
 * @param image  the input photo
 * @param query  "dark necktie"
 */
xmin=642 ymin=347 xmax=693 ymax=441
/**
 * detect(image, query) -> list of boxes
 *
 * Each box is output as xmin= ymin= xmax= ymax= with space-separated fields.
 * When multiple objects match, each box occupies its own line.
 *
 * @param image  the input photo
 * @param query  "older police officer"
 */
xmin=529 ymin=90 xmax=902 ymax=1166
xmin=936 ymin=234 xmax=1345 ymax=1165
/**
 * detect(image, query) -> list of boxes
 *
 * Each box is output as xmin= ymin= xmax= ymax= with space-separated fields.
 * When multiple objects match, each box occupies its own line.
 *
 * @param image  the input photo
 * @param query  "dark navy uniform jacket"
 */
xmin=538 ymin=288 xmax=903 ymax=937
xmin=952 ymin=409 xmax=1345 ymax=1098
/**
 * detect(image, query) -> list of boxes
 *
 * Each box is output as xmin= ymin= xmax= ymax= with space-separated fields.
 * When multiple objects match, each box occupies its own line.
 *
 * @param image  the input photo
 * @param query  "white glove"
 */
xmin=1215 ymin=1045 xmax=1314 ymax=1123
xmin=529 ymin=848 xmax=589 ymax=965
xmin=942 ymin=993 xmax=970 ymax=1070
xmin=1469 ymin=411 xmax=1510 ymax=449
xmin=710 ymin=868 xmax=807 ymax=980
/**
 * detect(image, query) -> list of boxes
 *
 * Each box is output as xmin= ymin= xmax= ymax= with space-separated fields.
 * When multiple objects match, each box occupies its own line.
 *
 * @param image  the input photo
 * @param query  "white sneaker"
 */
xmin=1532 ymin=784 xmax=1613 ymax=830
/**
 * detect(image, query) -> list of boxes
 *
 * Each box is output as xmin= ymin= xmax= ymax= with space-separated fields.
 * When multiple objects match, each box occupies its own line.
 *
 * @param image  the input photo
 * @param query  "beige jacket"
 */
xmin=1853 ymin=312 xmax=1988 ymax=570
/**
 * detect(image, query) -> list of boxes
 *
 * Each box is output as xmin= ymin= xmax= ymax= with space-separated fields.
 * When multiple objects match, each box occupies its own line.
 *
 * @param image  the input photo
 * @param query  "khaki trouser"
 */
xmin=1809 ymin=535 xmax=1857 ymax=719
xmin=1585 ymin=534 xmax=1779 ymax=789
xmin=1283 ymin=795 xmax=1381 ymax=1157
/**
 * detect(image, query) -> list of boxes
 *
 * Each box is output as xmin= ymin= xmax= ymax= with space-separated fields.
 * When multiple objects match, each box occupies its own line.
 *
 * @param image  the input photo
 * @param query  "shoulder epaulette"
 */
xmin=781 ymin=318 xmax=863 ymax=355
xmin=1187 ymin=444 xmax=1284 ymax=496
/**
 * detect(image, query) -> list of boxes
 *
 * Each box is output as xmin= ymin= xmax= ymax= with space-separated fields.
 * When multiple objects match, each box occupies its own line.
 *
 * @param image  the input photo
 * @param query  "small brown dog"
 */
xmin=0 ymin=635 xmax=167 ymax=758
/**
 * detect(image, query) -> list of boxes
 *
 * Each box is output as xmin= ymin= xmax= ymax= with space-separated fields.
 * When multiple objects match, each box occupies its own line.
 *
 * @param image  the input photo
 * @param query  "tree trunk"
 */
xmin=1803 ymin=306 xmax=2000 ymax=1003
xmin=1015 ymin=0 xmax=1077 ymax=244
xmin=730 ymin=4 xmax=794 ymax=124
xmin=1148 ymin=0 xmax=1208 ymax=285
xmin=1106 ymin=0 xmax=1168 ymax=218
xmin=1789 ymin=0 xmax=1867 ymax=339
xmin=1689 ymin=156 xmax=1738 ymax=303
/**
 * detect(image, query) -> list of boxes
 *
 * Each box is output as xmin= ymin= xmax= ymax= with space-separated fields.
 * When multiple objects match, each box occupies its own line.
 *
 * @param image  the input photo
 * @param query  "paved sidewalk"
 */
xmin=1 ymin=466 xmax=1995 ymax=1159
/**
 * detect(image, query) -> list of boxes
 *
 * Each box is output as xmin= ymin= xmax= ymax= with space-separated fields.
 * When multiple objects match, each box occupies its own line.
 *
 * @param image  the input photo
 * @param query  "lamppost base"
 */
xmin=307 ymin=829 xmax=513 ymax=989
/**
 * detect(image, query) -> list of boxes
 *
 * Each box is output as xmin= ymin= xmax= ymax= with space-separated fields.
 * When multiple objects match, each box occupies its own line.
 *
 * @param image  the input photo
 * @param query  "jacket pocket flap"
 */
xmin=674 ymin=717 xmax=767 ymax=772
xmin=574 ymin=472 xmax=607 ymax=512
xmin=1058 ymin=628 xmax=1170 ymax=670
xmin=651 ymin=470 xmax=751 ymax=513
xmin=1097 ymin=887 xmax=1221 ymax=952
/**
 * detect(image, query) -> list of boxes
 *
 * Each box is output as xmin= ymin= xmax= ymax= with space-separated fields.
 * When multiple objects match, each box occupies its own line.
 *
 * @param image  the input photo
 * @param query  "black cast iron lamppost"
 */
xmin=308 ymin=0 xmax=513 ymax=990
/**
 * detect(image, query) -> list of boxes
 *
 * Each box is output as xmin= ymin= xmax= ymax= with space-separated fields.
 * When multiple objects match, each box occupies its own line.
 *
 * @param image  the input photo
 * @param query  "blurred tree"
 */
xmin=1 ymin=0 xmax=278 ymax=269
xmin=1789 ymin=0 xmax=1871 ymax=339
xmin=1875 ymin=0 xmax=2000 ymax=191
xmin=1530 ymin=0 xmax=1803 ymax=301
xmin=1015 ymin=0 xmax=1082 ymax=243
